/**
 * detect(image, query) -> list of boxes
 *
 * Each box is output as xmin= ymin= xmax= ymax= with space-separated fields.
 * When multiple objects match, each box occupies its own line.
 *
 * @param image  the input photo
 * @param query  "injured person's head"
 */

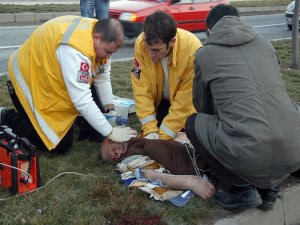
xmin=101 ymin=138 xmax=128 ymax=162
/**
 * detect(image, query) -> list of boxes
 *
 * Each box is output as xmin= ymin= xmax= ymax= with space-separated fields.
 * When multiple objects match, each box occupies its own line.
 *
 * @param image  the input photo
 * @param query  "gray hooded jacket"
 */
xmin=193 ymin=16 xmax=300 ymax=188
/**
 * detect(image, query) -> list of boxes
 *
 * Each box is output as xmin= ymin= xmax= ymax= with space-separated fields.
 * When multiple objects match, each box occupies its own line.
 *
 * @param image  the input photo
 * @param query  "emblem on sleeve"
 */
xmin=77 ymin=71 xmax=90 ymax=83
xmin=134 ymin=58 xmax=139 ymax=67
xmin=131 ymin=58 xmax=141 ymax=79
xmin=80 ymin=62 xmax=89 ymax=72
xmin=78 ymin=61 xmax=90 ymax=83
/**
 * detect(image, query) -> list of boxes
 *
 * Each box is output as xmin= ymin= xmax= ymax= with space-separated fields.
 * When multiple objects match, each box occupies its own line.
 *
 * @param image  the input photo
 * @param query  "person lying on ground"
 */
xmin=101 ymin=137 xmax=215 ymax=200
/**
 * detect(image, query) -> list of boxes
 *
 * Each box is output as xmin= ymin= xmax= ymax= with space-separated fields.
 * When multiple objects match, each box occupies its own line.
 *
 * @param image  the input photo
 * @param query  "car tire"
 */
xmin=287 ymin=24 xmax=292 ymax=30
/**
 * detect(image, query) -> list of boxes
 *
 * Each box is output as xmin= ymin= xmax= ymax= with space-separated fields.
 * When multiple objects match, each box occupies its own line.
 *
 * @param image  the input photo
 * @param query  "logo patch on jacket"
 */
xmin=80 ymin=62 xmax=89 ymax=72
xmin=131 ymin=58 xmax=141 ymax=79
xmin=78 ymin=62 xmax=90 ymax=83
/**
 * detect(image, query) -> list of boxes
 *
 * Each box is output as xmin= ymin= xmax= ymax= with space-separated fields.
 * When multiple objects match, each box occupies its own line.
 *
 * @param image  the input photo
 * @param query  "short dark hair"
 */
xmin=143 ymin=11 xmax=177 ymax=45
xmin=93 ymin=18 xmax=124 ymax=43
xmin=206 ymin=4 xmax=239 ymax=30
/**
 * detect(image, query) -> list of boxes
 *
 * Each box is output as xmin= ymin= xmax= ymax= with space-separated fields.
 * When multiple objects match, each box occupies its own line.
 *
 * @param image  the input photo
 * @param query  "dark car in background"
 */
xmin=285 ymin=1 xmax=300 ymax=30
xmin=109 ymin=0 xmax=229 ymax=38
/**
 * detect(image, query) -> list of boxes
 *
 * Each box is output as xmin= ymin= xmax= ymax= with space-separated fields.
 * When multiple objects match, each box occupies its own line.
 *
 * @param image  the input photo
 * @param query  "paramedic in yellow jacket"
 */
xmin=131 ymin=11 xmax=202 ymax=140
xmin=0 ymin=16 xmax=137 ymax=154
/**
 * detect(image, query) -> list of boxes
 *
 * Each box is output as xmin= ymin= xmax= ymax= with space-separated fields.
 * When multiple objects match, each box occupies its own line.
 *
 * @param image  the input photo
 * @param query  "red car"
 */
xmin=109 ymin=0 xmax=229 ymax=38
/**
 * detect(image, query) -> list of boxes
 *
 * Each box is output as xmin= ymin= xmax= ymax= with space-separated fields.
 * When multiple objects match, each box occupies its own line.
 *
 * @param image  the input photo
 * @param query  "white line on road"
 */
xmin=0 ymin=45 xmax=19 ymax=50
xmin=253 ymin=23 xmax=286 ymax=28
xmin=272 ymin=37 xmax=292 ymax=41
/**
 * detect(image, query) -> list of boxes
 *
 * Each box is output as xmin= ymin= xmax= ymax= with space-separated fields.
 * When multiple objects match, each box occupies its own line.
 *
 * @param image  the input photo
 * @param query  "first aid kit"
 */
xmin=0 ymin=126 xmax=40 ymax=194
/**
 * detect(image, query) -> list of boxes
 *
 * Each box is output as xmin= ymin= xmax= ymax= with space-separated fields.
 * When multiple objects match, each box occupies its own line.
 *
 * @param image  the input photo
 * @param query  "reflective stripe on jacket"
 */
xmin=131 ymin=29 xmax=201 ymax=139
xmin=8 ymin=16 xmax=106 ymax=150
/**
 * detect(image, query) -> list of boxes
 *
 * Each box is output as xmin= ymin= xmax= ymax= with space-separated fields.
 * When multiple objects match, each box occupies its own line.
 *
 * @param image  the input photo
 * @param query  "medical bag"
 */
xmin=0 ymin=125 xmax=40 ymax=194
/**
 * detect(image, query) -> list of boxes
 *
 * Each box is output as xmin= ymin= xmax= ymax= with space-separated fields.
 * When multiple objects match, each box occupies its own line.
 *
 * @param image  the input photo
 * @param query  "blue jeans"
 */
xmin=80 ymin=0 xmax=110 ymax=20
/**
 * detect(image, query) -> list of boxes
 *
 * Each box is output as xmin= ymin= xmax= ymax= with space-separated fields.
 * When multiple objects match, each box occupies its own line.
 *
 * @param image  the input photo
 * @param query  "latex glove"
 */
xmin=108 ymin=127 xmax=137 ymax=142
xmin=144 ymin=132 xmax=159 ymax=140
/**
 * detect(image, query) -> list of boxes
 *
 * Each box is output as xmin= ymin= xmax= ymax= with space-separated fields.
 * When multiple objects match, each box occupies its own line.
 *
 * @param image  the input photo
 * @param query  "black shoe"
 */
xmin=257 ymin=188 xmax=279 ymax=211
xmin=214 ymin=184 xmax=262 ymax=210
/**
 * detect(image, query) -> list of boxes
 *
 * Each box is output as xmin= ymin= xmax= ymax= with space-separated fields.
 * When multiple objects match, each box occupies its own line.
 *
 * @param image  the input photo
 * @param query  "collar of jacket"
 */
xmin=169 ymin=32 xmax=179 ymax=68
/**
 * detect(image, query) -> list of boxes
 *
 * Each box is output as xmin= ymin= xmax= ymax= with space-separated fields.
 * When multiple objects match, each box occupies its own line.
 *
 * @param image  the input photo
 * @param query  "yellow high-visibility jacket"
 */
xmin=131 ymin=29 xmax=202 ymax=140
xmin=8 ymin=16 xmax=106 ymax=150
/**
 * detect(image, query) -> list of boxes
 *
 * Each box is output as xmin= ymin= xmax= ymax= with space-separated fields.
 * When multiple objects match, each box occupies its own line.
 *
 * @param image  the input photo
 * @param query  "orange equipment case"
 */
xmin=0 ymin=126 xmax=40 ymax=194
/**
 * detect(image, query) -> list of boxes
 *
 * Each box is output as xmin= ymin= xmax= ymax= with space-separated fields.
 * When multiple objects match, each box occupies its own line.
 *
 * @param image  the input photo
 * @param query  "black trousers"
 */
xmin=2 ymin=81 xmax=73 ymax=154
xmin=185 ymin=113 xmax=247 ymax=190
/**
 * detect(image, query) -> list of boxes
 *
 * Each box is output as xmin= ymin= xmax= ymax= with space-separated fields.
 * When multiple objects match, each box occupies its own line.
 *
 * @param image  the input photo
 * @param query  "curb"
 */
xmin=0 ymin=12 xmax=80 ymax=24
xmin=0 ymin=6 xmax=286 ymax=24
xmin=213 ymin=184 xmax=300 ymax=225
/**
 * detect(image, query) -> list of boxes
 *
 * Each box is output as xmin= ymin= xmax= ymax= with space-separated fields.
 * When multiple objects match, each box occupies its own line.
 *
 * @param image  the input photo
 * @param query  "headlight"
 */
xmin=119 ymin=12 xmax=137 ymax=22
xmin=286 ymin=1 xmax=295 ymax=13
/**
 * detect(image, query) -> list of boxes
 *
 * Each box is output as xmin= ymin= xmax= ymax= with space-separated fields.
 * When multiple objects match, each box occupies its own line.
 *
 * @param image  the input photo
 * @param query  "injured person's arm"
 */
xmin=142 ymin=170 xmax=215 ymax=200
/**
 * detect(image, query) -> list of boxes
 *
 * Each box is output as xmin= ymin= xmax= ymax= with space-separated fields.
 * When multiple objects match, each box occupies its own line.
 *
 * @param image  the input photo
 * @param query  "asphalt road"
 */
xmin=0 ymin=13 xmax=292 ymax=75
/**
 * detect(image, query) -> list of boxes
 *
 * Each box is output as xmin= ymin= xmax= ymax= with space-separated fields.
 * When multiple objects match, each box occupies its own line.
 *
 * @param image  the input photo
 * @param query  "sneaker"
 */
xmin=257 ymin=188 xmax=279 ymax=211
xmin=0 ymin=107 xmax=8 ymax=125
xmin=214 ymin=184 xmax=262 ymax=210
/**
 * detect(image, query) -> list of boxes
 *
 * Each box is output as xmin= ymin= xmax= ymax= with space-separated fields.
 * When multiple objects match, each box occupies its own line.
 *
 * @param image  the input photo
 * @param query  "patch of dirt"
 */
xmin=104 ymin=209 xmax=164 ymax=225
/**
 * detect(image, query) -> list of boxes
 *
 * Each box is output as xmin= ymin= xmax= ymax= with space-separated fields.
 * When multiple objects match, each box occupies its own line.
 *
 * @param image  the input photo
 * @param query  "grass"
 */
xmin=231 ymin=0 xmax=291 ymax=7
xmin=0 ymin=39 xmax=299 ymax=225
xmin=273 ymin=39 xmax=300 ymax=102
xmin=0 ymin=4 xmax=80 ymax=14
xmin=0 ymin=0 xmax=292 ymax=14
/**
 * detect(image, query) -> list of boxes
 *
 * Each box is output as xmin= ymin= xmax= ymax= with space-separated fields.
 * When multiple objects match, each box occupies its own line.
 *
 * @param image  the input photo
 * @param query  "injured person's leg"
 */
xmin=142 ymin=170 xmax=215 ymax=200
